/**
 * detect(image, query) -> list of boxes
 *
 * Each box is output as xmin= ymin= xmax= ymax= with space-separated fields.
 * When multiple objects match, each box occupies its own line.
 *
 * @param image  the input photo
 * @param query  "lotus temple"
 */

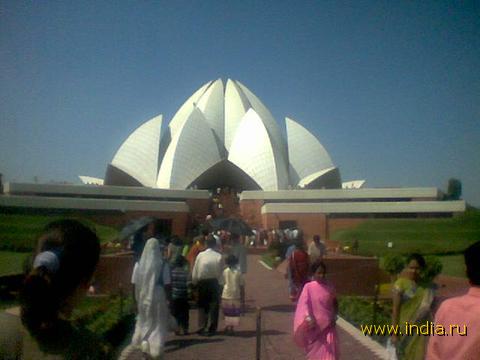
xmin=0 ymin=79 xmax=465 ymax=240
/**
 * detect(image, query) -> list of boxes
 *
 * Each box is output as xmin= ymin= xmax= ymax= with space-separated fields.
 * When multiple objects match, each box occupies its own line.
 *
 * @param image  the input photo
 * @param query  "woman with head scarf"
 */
xmin=130 ymin=237 xmax=171 ymax=359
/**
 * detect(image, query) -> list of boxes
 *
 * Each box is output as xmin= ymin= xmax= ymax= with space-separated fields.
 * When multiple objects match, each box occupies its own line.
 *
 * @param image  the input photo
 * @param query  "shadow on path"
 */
xmin=226 ymin=329 xmax=286 ymax=338
xmin=261 ymin=304 xmax=295 ymax=313
xmin=165 ymin=338 xmax=224 ymax=353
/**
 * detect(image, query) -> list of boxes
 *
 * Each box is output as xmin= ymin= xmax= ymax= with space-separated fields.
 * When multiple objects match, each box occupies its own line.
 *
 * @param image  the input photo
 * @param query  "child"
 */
xmin=222 ymin=255 xmax=244 ymax=335
xmin=170 ymin=255 xmax=191 ymax=335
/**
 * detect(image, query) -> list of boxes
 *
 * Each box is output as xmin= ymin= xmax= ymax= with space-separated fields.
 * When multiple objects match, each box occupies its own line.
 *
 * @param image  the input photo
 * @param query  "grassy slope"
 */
xmin=0 ymin=214 xmax=118 ymax=250
xmin=0 ymin=214 xmax=119 ymax=275
xmin=439 ymin=254 xmax=466 ymax=278
xmin=332 ymin=210 xmax=480 ymax=257
xmin=332 ymin=210 xmax=479 ymax=278
xmin=0 ymin=251 xmax=30 ymax=275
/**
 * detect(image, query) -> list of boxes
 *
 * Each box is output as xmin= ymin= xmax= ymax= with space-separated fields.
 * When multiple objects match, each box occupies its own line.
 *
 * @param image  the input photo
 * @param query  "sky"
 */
xmin=1 ymin=1 xmax=479 ymax=205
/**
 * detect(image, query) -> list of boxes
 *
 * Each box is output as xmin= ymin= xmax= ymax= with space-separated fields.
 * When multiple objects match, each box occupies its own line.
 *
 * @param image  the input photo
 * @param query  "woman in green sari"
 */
xmin=391 ymin=254 xmax=434 ymax=360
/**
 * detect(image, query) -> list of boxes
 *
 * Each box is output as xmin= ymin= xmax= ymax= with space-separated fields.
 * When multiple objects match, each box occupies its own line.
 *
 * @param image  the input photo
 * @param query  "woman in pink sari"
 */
xmin=293 ymin=261 xmax=339 ymax=360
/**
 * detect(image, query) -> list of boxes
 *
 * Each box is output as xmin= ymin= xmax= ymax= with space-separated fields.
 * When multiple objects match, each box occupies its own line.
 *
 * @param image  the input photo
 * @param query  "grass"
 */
xmin=333 ymin=210 xmax=479 ymax=279
xmin=438 ymin=254 xmax=466 ymax=278
xmin=260 ymin=252 xmax=282 ymax=269
xmin=0 ymin=214 xmax=118 ymax=252
xmin=0 ymin=213 xmax=119 ymax=275
xmin=72 ymin=295 xmax=134 ymax=349
xmin=332 ymin=210 xmax=480 ymax=257
xmin=0 ymin=251 xmax=30 ymax=276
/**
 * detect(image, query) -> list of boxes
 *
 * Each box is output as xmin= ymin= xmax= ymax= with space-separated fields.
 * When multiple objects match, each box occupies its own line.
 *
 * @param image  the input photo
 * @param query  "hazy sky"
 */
xmin=1 ymin=1 xmax=479 ymax=205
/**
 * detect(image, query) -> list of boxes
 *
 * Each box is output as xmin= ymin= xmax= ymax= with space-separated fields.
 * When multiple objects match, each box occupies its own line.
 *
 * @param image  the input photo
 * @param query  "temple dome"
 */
xmin=104 ymin=79 xmax=341 ymax=190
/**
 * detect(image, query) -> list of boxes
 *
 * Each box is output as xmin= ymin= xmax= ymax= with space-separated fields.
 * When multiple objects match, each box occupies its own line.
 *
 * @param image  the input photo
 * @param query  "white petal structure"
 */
xmin=228 ymin=109 xmax=282 ymax=191
xmin=235 ymin=81 xmax=288 ymax=160
xmin=168 ymin=81 xmax=212 ymax=138
xmin=286 ymin=117 xmax=340 ymax=188
xmin=196 ymin=79 xmax=225 ymax=146
xmin=157 ymin=108 xmax=222 ymax=189
xmin=224 ymin=79 xmax=250 ymax=151
xmin=109 ymin=115 xmax=162 ymax=187
xmin=105 ymin=79 xmax=342 ymax=190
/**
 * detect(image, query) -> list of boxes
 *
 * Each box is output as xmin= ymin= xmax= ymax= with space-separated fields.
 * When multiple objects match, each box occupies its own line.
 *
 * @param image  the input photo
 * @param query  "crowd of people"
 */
xmin=125 ymin=218 xmax=248 ymax=358
xmin=0 ymin=218 xmax=479 ymax=360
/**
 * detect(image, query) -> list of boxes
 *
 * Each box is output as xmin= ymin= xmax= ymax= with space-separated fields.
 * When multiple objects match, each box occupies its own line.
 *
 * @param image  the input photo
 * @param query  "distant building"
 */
xmin=0 ymin=80 xmax=466 ymax=239
xmin=79 ymin=176 xmax=104 ymax=185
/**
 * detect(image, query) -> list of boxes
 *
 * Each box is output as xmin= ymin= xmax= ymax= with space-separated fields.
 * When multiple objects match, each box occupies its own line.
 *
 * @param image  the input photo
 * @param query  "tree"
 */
xmin=447 ymin=178 xmax=462 ymax=200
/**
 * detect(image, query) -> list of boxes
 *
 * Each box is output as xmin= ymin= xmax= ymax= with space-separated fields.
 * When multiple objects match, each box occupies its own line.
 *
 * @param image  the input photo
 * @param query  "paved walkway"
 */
xmin=162 ymin=254 xmax=384 ymax=360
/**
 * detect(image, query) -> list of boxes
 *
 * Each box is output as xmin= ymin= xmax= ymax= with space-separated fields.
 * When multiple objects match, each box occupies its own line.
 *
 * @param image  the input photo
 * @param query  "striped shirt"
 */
xmin=171 ymin=267 xmax=191 ymax=299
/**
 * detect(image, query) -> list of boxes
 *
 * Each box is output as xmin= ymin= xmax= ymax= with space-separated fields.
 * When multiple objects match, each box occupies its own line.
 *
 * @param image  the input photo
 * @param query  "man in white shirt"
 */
xmin=307 ymin=234 xmax=326 ymax=263
xmin=192 ymin=235 xmax=224 ymax=336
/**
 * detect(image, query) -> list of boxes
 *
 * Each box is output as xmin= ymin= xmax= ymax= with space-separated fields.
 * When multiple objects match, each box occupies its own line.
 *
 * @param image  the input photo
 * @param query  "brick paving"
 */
xmin=162 ymin=254 xmax=383 ymax=360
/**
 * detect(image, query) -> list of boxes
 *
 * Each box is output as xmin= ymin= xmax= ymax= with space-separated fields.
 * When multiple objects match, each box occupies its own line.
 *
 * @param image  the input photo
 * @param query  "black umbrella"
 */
xmin=119 ymin=216 xmax=156 ymax=240
xmin=211 ymin=217 xmax=254 ymax=236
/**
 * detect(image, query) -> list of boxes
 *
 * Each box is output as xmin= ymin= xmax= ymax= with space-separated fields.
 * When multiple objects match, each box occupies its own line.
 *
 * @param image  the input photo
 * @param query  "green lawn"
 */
xmin=0 ymin=214 xmax=118 ymax=252
xmin=332 ymin=210 xmax=480 ymax=257
xmin=0 ymin=251 xmax=30 ymax=276
xmin=438 ymin=254 xmax=466 ymax=278
xmin=0 ymin=214 xmax=119 ymax=275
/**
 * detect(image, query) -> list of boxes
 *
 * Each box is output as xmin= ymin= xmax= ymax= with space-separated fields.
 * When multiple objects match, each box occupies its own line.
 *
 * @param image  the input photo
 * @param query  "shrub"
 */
xmin=338 ymin=296 xmax=392 ymax=345
xmin=382 ymin=254 xmax=443 ymax=284
xmin=71 ymin=295 xmax=135 ymax=351
xmin=422 ymin=256 xmax=443 ymax=284
xmin=382 ymin=254 xmax=405 ymax=276
xmin=267 ymin=240 xmax=289 ymax=259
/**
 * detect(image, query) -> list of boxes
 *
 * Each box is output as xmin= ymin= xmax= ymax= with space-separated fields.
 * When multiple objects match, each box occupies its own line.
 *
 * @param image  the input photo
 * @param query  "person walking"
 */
xmin=131 ymin=220 xmax=171 ymax=310
xmin=167 ymin=235 xmax=184 ymax=265
xmin=293 ymin=261 xmax=339 ymax=360
xmin=170 ymin=255 xmax=191 ymax=335
xmin=288 ymin=233 xmax=310 ymax=303
xmin=308 ymin=234 xmax=326 ymax=263
xmin=187 ymin=229 xmax=208 ymax=271
xmin=192 ymin=235 xmax=224 ymax=336
xmin=130 ymin=237 xmax=172 ymax=359
xmin=229 ymin=232 xmax=247 ymax=311
xmin=221 ymin=255 xmax=245 ymax=335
